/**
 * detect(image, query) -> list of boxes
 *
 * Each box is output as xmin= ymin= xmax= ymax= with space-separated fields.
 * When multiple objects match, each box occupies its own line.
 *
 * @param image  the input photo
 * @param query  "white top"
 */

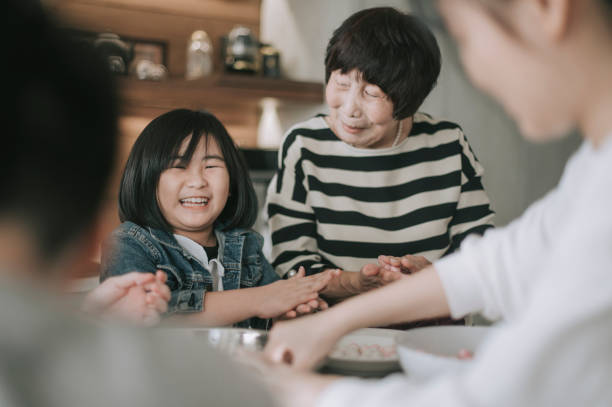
xmin=317 ymin=135 xmax=612 ymax=407
xmin=174 ymin=234 xmax=225 ymax=291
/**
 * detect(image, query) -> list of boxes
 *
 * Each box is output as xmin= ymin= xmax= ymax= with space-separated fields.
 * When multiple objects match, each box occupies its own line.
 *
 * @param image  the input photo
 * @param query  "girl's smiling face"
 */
xmin=157 ymin=135 xmax=230 ymax=245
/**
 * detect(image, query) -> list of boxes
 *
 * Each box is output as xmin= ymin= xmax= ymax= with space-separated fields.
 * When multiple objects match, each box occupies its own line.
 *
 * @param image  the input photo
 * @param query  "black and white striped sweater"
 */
xmin=265 ymin=112 xmax=494 ymax=277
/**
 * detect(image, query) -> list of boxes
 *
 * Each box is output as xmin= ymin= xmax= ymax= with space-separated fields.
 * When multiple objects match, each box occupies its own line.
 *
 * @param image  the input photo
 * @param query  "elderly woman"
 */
xmin=266 ymin=7 xmax=494 ymax=299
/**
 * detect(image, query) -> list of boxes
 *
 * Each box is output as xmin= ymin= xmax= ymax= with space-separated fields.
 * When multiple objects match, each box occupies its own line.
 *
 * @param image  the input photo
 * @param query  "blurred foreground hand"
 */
xmin=81 ymin=271 xmax=170 ymax=326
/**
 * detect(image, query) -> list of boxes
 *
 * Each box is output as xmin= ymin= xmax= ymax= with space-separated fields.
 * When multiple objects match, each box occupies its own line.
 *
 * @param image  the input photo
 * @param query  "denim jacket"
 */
xmin=100 ymin=221 xmax=279 ymax=329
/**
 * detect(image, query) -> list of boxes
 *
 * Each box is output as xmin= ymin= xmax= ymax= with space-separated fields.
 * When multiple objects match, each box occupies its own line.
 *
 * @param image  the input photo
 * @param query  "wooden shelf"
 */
xmin=50 ymin=0 xmax=325 ymax=147
xmin=117 ymin=74 xmax=324 ymax=148
xmin=119 ymin=74 xmax=324 ymax=112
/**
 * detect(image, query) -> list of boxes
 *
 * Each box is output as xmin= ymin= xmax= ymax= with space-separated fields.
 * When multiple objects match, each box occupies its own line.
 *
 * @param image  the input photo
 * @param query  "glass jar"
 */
xmin=186 ymin=30 xmax=213 ymax=80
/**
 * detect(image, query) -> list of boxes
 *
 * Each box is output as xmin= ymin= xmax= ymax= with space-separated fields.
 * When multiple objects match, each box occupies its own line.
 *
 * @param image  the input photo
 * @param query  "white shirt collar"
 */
xmin=173 ymin=234 xmax=225 ymax=291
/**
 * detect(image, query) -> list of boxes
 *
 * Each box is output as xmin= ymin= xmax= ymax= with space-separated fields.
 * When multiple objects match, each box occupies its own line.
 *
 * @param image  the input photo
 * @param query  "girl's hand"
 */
xmin=279 ymin=269 xmax=331 ymax=319
xmin=256 ymin=267 xmax=333 ymax=319
xmin=378 ymin=254 xmax=431 ymax=274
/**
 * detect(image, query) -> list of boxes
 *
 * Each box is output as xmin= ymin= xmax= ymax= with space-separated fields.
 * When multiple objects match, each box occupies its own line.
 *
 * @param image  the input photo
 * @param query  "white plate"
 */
xmin=396 ymin=325 xmax=492 ymax=380
xmin=323 ymin=328 xmax=402 ymax=377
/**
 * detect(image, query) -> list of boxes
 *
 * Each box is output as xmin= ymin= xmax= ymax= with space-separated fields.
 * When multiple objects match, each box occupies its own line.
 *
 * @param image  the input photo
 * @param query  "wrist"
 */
xmin=342 ymin=271 xmax=362 ymax=295
xmin=254 ymin=283 xmax=278 ymax=318
xmin=253 ymin=285 xmax=267 ymax=318
xmin=320 ymin=270 xmax=360 ymax=300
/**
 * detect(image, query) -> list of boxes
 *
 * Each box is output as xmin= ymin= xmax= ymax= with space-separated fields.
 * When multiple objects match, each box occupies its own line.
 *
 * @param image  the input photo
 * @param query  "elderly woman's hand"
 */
xmin=378 ymin=254 xmax=431 ymax=274
xmin=279 ymin=297 xmax=330 ymax=320
xmin=356 ymin=263 xmax=402 ymax=292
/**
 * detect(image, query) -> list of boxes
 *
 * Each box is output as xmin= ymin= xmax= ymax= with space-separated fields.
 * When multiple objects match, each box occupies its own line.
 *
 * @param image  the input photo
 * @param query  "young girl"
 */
xmin=101 ymin=109 xmax=331 ymax=328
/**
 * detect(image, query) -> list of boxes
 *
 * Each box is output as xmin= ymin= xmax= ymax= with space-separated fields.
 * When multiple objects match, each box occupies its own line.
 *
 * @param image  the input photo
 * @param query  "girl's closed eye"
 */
xmin=203 ymin=155 xmax=226 ymax=170
xmin=170 ymin=157 xmax=188 ymax=169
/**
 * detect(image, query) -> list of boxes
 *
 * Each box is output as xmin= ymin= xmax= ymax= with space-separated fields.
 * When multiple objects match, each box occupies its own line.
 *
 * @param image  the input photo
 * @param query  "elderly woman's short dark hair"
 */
xmin=325 ymin=7 xmax=441 ymax=120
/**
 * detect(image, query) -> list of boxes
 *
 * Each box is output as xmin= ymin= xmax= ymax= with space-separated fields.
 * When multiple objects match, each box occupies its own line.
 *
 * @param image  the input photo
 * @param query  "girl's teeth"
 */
xmin=181 ymin=198 xmax=209 ymax=205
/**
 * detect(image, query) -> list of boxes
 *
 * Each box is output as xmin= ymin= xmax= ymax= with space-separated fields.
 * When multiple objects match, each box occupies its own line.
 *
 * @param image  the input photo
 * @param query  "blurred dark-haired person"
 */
xmin=1 ymin=1 xmax=274 ymax=406
xmin=266 ymin=7 xmax=494 ymax=303
xmin=101 ymin=108 xmax=334 ymax=328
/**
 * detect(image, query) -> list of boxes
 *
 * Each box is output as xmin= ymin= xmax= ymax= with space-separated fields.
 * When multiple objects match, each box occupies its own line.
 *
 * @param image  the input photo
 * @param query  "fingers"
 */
xmin=361 ymin=263 xmax=381 ymax=277
xmin=155 ymin=270 xmax=167 ymax=283
xmin=112 ymin=271 xmax=156 ymax=289
xmin=146 ymin=292 xmax=168 ymax=313
xmin=144 ymin=280 xmax=171 ymax=302
xmin=329 ymin=268 xmax=342 ymax=280
xmin=378 ymin=255 xmax=401 ymax=272
xmin=379 ymin=255 xmax=432 ymax=274
xmin=297 ymin=298 xmax=325 ymax=314
xmin=381 ymin=269 xmax=402 ymax=283
xmin=307 ymin=299 xmax=319 ymax=309
xmin=399 ymin=255 xmax=431 ymax=274
xmin=284 ymin=310 xmax=297 ymax=319
xmin=295 ymin=304 xmax=312 ymax=314
xmin=399 ymin=255 xmax=416 ymax=273
xmin=295 ymin=266 xmax=306 ymax=278
xmin=157 ymin=283 xmax=171 ymax=302
xmin=301 ymin=270 xmax=332 ymax=292
xmin=289 ymin=297 xmax=328 ymax=317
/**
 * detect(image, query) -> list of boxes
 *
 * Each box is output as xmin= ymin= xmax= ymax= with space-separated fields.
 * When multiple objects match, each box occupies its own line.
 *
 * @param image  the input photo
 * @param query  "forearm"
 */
xmin=166 ymin=287 xmax=264 ymax=326
xmin=321 ymin=267 xmax=450 ymax=333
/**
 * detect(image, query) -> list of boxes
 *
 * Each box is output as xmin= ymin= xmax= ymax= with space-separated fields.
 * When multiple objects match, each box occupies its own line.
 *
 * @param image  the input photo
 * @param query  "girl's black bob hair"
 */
xmin=325 ymin=7 xmax=441 ymax=120
xmin=118 ymin=108 xmax=257 ymax=232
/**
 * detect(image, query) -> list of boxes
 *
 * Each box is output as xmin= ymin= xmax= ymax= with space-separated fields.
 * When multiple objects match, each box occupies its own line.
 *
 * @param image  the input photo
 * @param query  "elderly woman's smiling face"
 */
xmin=325 ymin=69 xmax=400 ymax=149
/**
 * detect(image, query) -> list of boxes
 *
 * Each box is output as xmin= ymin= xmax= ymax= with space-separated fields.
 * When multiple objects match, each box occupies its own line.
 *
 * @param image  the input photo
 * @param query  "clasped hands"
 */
xmin=277 ymin=254 xmax=431 ymax=321
xmin=81 ymin=270 xmax=170 ymax=326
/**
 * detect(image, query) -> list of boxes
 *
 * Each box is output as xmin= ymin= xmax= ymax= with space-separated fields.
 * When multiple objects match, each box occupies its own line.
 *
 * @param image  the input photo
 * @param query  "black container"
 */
xmin=93 ymin=33 xmax=133 ymax=75
xmin=261 ymin=45 xmax=281 ymax=78
xmin=222 ymin=26 xmax=259 ymax=74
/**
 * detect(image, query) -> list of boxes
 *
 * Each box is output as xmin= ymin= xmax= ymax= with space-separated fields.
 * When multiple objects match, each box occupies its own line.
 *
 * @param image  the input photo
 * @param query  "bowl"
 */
xmin=158 ymin=327 xmax=268 ymax=356
xmin=396 ymin=325 xmax=491 ymax=380
xmin=322 ymin=328 xmax=402 ymax=377
xmin=198 ymin=327 xmax=268 ymax=354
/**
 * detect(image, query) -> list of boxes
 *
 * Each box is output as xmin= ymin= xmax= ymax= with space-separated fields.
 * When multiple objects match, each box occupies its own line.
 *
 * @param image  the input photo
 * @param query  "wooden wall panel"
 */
xmin=48 ymin=0 xmax=261 ymax=76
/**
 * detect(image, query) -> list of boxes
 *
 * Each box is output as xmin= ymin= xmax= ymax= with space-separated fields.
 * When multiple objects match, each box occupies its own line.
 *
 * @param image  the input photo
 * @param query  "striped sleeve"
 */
xmin=265 ymin=128 xmax=337 ymax=277
xmin=446 ymin=128 xmax=495 ymax=254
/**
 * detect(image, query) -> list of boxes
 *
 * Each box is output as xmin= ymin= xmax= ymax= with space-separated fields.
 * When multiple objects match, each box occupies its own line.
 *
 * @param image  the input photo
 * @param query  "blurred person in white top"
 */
xmin=1 ymin=1 xmax=274 ymax=406
xmin=260 ymin=0 xmax=612 ymax=406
